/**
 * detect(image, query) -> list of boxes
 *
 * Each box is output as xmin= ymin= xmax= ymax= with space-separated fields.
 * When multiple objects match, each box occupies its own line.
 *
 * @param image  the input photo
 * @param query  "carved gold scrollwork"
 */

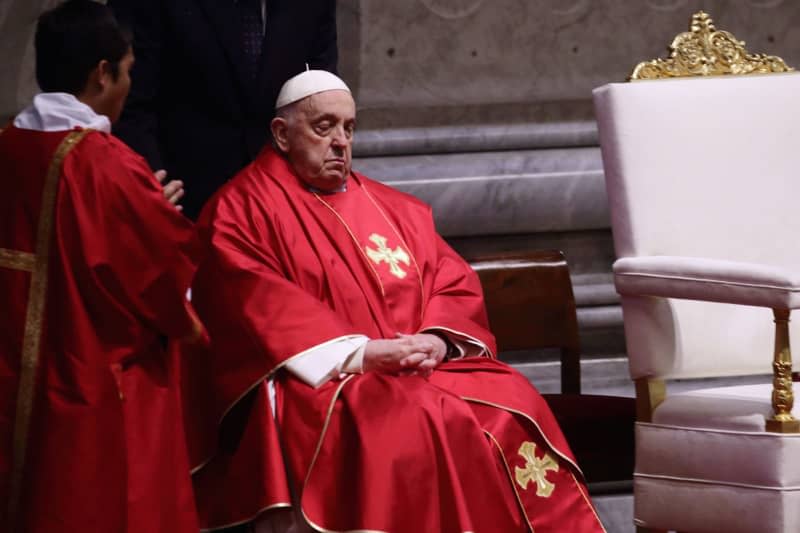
xmin=766 ymin=309 xmax=800 ymax=433
xmin=629 ymin=11 xmax=793 ymax=80
xmin=772 ymin=358 xmax=794 ymax=418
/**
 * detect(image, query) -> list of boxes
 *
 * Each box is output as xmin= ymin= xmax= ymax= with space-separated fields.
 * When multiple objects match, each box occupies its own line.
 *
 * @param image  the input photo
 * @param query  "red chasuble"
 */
xmin=0 ymin=126 xmax=202 ymax=533
xmin=188 ymin=147 xmax=605 ymax=532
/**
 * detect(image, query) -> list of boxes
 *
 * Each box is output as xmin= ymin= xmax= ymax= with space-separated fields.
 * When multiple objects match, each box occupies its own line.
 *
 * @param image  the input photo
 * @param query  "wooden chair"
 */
xmin=470 ymin=249 xmax=635 ymax=485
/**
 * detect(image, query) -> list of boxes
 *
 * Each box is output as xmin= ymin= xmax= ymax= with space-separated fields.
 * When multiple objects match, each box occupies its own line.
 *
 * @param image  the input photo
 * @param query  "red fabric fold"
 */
xmin=0 ymin=126 xmax=201 ymax=533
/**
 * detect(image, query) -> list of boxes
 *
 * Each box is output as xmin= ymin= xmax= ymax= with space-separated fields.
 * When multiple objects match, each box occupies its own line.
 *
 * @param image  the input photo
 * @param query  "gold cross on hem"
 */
xmin=514 ymin=441 xmax=559 ymax=498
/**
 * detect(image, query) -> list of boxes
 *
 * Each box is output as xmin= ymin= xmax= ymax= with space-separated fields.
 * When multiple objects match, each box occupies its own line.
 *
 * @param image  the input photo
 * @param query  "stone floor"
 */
xmin=593 ymin=490 xmax=634 ymax=533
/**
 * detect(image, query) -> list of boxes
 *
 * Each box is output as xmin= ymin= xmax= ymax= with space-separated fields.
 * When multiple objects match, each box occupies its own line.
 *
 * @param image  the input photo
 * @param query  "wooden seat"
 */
xmin=470 ymin=249 xmax=634 ymax=485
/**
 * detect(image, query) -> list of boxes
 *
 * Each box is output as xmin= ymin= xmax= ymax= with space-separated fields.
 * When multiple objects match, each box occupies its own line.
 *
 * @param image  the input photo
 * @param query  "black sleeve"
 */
xmin=309 ymin=0 xmax=339 ymax=73
xmin=108 ymin=0 xmax=165 ymax=171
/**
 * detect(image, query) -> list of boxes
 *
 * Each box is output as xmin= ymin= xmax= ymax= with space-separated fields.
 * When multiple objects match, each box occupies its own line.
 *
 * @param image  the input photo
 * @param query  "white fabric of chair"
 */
xmin=594 ymin=72 xmax=800 ymax=533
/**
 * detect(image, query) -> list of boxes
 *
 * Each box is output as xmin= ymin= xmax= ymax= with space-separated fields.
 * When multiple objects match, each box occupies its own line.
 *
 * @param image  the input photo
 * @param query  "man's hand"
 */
xmin=154 ymin=169 xmax=185 ymax=211
xmin=400 ymin=333 xmax=448 ymax=374
xmin=363 ymin=333 xmax=448 ymax=376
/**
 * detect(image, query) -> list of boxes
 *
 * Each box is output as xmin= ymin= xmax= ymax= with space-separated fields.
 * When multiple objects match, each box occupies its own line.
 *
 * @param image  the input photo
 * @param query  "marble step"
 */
xmin=354 ymin=146 xmax=607 ymax=237
xmin=511 ymin=355 xmax=774 ymax=398
xmin=353 ymin=120 xmax=599 ymax=157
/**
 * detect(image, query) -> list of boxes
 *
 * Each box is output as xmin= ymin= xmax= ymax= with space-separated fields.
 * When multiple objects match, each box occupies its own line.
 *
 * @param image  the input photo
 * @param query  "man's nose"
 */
xmin=331 ymin=126 xmax=350 ymax=148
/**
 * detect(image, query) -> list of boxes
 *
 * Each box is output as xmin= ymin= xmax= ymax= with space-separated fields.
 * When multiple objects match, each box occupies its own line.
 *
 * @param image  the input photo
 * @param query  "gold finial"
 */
xmin=629 ymin=11 xmax=793 ymax=80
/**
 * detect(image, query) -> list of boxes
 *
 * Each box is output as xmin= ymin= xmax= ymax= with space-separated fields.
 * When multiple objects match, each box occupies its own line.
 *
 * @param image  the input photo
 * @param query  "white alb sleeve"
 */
xmin=284 ymin=335 xmax=369 ymax=388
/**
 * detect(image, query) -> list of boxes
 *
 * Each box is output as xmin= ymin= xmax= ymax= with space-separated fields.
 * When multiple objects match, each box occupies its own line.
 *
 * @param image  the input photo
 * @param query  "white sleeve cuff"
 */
xmin=342 ymin=342 xmax=367 ymax=374
xmin=284 ymin=335 xmax=369 ymax=388
xmin=449 ymin=337 xmax=484 ymax=358
xmin=422 ymin=328 xmax=486 ymax=359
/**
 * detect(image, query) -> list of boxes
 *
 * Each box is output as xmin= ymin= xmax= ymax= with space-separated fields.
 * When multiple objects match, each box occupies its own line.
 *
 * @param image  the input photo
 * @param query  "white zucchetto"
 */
xmin=275 ymin=70 xmax=351 ymax=109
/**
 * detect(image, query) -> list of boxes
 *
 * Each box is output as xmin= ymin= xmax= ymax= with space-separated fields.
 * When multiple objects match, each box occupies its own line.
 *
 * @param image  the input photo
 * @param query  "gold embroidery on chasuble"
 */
xmin=514 ymin=441 xmax=559 ymax=498
xmin=312 ymin=180 xmax=425 ymax=317
xmin=7 ymin=129 xmax=91 ymax=527
xmin=365 ymin=233 xmax=410 ymax=279
xmin=0 ymin=248 xmax=35 ymax=272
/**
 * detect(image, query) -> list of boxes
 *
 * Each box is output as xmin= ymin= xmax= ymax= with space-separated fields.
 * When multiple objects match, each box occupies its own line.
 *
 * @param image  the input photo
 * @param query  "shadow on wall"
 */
xmin=0 ymin=0 xmax=62 ymax=122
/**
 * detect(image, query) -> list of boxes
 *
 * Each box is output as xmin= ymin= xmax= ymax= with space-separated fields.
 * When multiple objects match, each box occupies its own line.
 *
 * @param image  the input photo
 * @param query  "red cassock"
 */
xmin=188 ymin=147 xmax=605 ymax=532
xmin=0 ymin=126 xmax=202 ymax=533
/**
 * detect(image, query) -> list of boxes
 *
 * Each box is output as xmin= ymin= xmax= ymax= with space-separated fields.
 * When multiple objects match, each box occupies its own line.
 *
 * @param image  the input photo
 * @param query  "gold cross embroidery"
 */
xmin=514 ymin=441 xmax=559 ymax=498
xmin=365 ymin=233 xmax=410 ymax=279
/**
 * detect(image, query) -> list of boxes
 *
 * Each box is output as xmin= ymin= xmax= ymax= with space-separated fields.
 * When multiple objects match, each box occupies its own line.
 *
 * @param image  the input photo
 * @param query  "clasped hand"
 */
xmin=363 ymin=333 xmax=447 ymax=377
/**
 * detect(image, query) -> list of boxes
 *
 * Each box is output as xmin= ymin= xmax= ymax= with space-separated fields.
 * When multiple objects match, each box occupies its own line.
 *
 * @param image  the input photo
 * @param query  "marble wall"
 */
xmin=340 ymin=0 xmax=800 ymax=128
xmin=0 ymin=0 xmax=59 ymax=122
xmin=4 ymin=1 xmax=799 ymax=122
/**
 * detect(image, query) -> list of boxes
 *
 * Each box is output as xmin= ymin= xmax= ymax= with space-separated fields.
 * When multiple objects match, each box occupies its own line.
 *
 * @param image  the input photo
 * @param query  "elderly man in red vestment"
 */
xmin=188 ymin=70 xmax=606 ymax=533
xmin=0 ymin=2 xmax=202 ymax=532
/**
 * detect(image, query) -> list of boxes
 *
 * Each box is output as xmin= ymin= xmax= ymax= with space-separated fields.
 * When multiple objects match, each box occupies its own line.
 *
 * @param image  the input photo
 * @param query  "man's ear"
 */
xmin=81 ymin=59 xmax=111 ymax=97
xmin=97 ymin=59 xmax=114 ymax=86
xmin=271 ymin=117 xmax=290 ymax=152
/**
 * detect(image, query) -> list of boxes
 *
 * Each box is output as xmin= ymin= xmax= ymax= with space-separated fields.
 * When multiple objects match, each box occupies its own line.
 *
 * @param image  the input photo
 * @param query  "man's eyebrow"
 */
xmin=310 ymin=113 xmax=338 ymax=123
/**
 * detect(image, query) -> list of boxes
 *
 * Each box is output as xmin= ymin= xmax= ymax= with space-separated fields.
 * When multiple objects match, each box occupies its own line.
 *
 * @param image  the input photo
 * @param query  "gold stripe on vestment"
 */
xmin=197 ymin=502 xmax=292 ymax=532
xmin=567 ymin=466 xmax=607 ymax=532
xmin=190 ymin=334 xmax=367 ymax=475
xmin=7 ymin=129 xmax=91 ymax=530
xmin=298 ymin=375 xmax=393 ymax=533
xmin=483 ymin=430 xmax=535 ymax=533
xmin=460 ymin=396 xmax=584 ymax=476
xmin=0 ymin=248 xmax=35 ymax=272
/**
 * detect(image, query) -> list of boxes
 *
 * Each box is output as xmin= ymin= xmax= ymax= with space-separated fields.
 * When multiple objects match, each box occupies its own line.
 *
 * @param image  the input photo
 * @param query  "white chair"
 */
xmin=594 ymin=11 xmax=800 ymax=533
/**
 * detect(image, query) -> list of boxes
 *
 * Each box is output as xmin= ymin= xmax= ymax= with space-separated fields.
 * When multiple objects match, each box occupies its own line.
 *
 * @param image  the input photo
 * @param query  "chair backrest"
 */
xmin=594 ymin=72 xmax=800 ymax=380
xmin=470 ymin=250 xmax=581 ymax=394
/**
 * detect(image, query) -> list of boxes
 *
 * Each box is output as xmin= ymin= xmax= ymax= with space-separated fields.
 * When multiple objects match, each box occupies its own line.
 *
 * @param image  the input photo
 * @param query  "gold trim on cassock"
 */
xmin=0 ymin=248 xmax=35 ymax=272
xmin=296 ymin=375 xmax=474 ymax=533
xmin=298 ymin=375 xmax=391 ymax=533
xmin=7 ymin=129 xmax=91 ymax=530
xmin=190 ymin=334 xmax=367 ymax=474
xmin=482 ymin=431 xmax=535 ymax=533
xmin=197 ymin=502 xmax=292 ymax=532
xmin=460 ymin=396 xmax=584 ymax=477
xmin=567 ymin=465 xmax=607 ymax=532
xmin=419 ymin=324 xmax=494 ymax=359
xmin=484 ymin=430 xmax=606 ymax=533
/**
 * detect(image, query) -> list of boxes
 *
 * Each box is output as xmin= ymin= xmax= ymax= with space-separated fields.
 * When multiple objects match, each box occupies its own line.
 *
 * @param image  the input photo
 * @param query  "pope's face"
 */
xmin=279 ymin=90 xmax=356 ymax=192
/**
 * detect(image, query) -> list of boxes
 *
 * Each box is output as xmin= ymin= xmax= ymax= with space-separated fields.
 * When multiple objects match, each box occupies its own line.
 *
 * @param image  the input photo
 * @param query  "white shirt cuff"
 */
xmin=284 ymin=335 xmax=369 ymax=388
xmin=422 ymin=328 xmax=486 ymax=359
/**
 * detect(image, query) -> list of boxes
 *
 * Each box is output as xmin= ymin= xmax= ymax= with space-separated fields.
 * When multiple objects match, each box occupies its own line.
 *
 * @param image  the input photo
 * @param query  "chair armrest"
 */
xmin=613 ymin=256 xmax=800 ymax=309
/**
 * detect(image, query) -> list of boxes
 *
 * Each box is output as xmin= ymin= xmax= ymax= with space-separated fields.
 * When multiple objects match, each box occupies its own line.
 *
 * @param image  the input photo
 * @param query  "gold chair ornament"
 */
xmin=630 ymin=11 xmax=793 ymax=81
